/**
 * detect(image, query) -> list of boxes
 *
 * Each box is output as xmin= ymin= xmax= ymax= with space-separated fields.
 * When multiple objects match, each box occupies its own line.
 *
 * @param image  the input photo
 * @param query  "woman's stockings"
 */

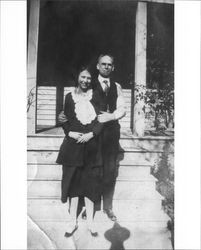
xmin=84 ymin=197 xmax=97 ymax=236
xmin=65 ymin=197 xmax=78 ymax=234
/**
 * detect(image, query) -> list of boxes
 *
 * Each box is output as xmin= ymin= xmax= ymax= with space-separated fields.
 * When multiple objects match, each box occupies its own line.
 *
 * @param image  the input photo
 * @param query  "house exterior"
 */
xmin=27 ymin=1 xmax=174 ymax=248
xmin=27 ymin=0 xmax=174 ymax=136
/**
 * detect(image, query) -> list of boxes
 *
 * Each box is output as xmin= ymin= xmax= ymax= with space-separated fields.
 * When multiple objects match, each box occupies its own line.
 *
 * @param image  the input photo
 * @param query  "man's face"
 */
xmin=97 ymin=55 xmax=114 ymax=77
xmin=78 ymin=70 xmax=92 ymax=92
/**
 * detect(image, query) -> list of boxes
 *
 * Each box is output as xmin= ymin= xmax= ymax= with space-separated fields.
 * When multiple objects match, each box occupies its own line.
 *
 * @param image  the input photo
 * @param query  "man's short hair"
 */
xmin=97 ymin=54 xmax=114 ymax=64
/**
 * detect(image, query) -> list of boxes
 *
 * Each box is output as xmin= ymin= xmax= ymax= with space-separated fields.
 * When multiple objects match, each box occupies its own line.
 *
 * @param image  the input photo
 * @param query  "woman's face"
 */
xmin=78 ymin=70 xmax=92 ymax=92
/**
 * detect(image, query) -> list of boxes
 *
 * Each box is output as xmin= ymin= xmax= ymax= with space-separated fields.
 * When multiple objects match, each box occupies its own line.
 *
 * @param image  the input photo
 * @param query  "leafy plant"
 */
xmin=151 ymin=142 xmax=174 ymax=236
xmin=134 ymin=83 xmax=174 ymax=130
xmin=27 ymin=86 xmax=36 ymax=112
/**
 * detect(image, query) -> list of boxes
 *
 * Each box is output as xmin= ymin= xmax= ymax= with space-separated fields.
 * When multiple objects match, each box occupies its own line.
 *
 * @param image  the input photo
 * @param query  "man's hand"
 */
xmin=68 ymin=131 xmax=83 ymax=140
xmin=76 ymin=132 xmax=94 ymax=143
xmin=58 ymin=111 xmax=68 ymax=124
xmin=98 ymin=111 xmax=115 ymax=123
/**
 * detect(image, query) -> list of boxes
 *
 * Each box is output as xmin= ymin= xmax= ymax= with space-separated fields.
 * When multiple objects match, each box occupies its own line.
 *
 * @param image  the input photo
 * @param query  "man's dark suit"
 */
xmin=92 ymin=77 xmax=121 ymax=211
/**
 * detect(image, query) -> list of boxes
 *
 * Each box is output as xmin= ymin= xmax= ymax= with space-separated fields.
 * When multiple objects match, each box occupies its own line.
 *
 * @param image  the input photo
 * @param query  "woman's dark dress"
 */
xmin=56 ymin=90 xmax=103 ymax=204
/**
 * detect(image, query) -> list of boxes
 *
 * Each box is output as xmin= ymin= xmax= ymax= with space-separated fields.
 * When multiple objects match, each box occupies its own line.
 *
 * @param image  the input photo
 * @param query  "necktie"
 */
xmin=103 ymin=80 xmax=110 ymax=112
xmin=103 ymin=80 xmax=109 ymax=95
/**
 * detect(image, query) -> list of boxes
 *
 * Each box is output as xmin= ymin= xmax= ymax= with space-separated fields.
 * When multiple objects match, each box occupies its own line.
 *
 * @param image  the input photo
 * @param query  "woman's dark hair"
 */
xmin=78 ymin=65 xmax=92 ymax=76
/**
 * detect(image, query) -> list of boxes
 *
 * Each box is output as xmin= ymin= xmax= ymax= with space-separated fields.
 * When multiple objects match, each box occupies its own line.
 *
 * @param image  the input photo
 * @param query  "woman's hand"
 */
xmin=76 ymin=132 xmax=94 ymax=143
xmin=68 ymin=131 xmax=83 ymax=140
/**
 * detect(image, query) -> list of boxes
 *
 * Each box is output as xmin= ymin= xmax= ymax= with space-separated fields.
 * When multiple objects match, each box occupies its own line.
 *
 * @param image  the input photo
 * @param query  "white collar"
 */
xmin=98 ymin=75 xmax=110 ymax=89
xmin=71 ymin=88 xmax=96 ymax=125
xmin=71 ymin=88 xmax=93 ymax=103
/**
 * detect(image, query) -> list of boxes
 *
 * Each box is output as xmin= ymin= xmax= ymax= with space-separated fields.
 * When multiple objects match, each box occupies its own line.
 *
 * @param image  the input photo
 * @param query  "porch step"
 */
xmin=27 ymin=180 xmax=163 ymax=200
xmin=28 ymin=199 xmax=169 ymax=224
xmin=27 ymin=132 xmax=174 ymax=152
xmin=27 ymin=128 xmax=172 ymax=249
xmin=27 ymin=150 xmax=155 ymax=165
xmin=27 ymin=164 xmax=153 ymax=181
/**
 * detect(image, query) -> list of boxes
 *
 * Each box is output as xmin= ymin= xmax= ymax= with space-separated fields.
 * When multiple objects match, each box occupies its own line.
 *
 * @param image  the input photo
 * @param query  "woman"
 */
xmin=56 ymin=67 xmax=103 ymax=237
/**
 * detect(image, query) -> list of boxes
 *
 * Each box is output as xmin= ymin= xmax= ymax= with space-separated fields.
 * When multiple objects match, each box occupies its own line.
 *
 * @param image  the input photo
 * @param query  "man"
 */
xmin=59 ymin=54 xmax=126 ymax=221
xmin=93 ymin=54 xmax=126 ymax=221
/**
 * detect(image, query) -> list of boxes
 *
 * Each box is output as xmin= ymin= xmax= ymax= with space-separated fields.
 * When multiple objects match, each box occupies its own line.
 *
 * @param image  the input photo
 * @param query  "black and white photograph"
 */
xmin=1 ymin=0 xmax=201 ymax=249
xmin=27 ymin=0 xmax=175 ymax=249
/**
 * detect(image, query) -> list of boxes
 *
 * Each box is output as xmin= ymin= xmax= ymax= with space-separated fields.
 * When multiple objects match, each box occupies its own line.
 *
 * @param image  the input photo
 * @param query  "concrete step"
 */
xmin=29 ymin=143 xmax=152 ymax=155
xmin=27 ymin=137 xmax=143 ymax=151
xmin=27 ymin=133 xmax=174 ymax=152
xmin=27 ymin=150 xmax=158 ymax=165
xmin=29 ymin=220 xmax=172 ymax=249
xmin=27 ymin=151 xmax=152 ymax=166
xmin=27 ymin=164 xmax=153 ymax=181
xmin=28 ymin=199 xmax=169 ymax=223
xmin=27 ymin=180 xmax=162 ymax=200
xmin=120 ymin=222 xmax=172 ymax=250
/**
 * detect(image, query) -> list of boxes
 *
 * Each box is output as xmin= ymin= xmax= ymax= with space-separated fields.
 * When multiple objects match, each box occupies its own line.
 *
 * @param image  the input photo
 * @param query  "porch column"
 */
xmin=27 ymin=0 xmax=40 ymax=134
xmin=133 ymin=1 xmax=147 ymax=136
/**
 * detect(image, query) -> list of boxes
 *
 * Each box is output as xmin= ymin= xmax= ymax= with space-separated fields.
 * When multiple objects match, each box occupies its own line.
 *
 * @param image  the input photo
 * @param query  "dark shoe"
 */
xmin=88 ymin=224 xmax=98 ymax=237
xmin=103 ymin=209 xmax=117 ymax=221
xmin=64 ymin=224 xmax=78 ymax=237
xmin=89 ymin=230 xmax=98 ymax=237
